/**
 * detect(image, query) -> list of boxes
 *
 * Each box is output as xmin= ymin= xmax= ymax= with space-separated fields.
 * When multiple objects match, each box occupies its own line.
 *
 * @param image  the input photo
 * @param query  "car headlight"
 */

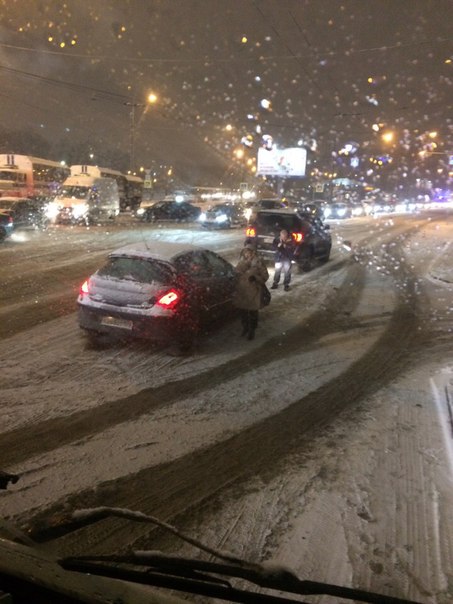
xmin=72 ymin=203 xmax=89 ymax=218
xmin=337 ymin=207 xmax=347 ymax=217
xmin=199 ymin=212 xmax=207 ymax=221
xmin=45 ymin=202 xmax=60 ymax=219
xmin=136 ymin=207 xmax=145 ymax=216
xmin=323 ymin=207 xmax=332 ymax=218
xmin=215 ymin=213 xmax=228 ymax=222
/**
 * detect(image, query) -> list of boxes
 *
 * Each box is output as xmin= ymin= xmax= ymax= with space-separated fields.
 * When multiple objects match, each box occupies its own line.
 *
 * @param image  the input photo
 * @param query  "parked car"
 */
xmin=245 ymin=208 xmax=331 ymax=271
xmin=0 ymin=196 xmax=50 ymax=237
xmin=198 ymin=202 xmax=246 ymax=228
xmin=322 ymin=201 xmax=352 ymax=220
xmin=136 ymin=199 xmax=201 ymax=223
xmin=296 ymin=201 xmax=327 ymax=219
xmin=0 ymin=211 xmax=14 ymax=241
xmin=77 ymin=240 xmax=237 ymax=351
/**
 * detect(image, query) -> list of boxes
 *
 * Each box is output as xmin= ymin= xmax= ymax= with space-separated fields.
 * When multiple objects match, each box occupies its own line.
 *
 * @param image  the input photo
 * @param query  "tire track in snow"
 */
xmin=0 ymin=256 xmax=366 ymax=469
xmin=19 ymin=231 xmax=428 ymax=552
xmin=4 ymin=223 xmax=429 ymax=551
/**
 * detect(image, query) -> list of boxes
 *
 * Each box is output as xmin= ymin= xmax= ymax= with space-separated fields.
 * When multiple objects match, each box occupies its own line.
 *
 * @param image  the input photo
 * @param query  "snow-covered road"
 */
xmin=1 ymin=210 xmax=453 ymax=603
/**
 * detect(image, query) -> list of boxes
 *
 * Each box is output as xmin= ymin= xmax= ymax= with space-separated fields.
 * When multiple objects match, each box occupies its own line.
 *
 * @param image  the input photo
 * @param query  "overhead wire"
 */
xmin=0 ymin=37 xmax=450 ymax=63
xmin=0 ymin=63 xmax=129 ymax=102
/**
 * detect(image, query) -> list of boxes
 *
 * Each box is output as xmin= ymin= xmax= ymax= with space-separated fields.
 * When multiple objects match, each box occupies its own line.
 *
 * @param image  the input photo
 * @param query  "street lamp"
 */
xmin=125 ymin=92 xmax=158 ymax=172
xmin=381 ymin=131 xmax=394 ymax=144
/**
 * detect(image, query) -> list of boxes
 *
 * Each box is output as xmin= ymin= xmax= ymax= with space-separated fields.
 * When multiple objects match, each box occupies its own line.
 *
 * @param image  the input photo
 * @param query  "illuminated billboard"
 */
xmin=257 ymin=147 xmax=307 ymax=177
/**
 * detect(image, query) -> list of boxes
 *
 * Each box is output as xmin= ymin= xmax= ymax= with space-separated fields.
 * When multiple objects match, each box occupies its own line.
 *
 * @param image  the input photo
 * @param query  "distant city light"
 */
xmin=382 ymin=131 xmax=394 ymax=143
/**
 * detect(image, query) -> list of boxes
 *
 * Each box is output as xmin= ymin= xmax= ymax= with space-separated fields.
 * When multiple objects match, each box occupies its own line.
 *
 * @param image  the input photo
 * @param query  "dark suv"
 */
xmin=0 ymin=197 xmax=49 ymax=241
xmin=245 ymin=208 xmax=331 ymax=270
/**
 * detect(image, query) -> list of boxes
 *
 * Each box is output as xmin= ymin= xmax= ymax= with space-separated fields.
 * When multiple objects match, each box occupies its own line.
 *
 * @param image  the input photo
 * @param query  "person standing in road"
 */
xmin=271 ymin=229 xmax=294 ymax=291
xmin=233 ymin=243 xmax=269 ymax=341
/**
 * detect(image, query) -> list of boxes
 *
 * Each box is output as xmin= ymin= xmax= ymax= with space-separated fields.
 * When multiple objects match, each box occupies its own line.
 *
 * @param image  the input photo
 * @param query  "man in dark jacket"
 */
xmin=270 ymin=229 xmax=294 ymax=291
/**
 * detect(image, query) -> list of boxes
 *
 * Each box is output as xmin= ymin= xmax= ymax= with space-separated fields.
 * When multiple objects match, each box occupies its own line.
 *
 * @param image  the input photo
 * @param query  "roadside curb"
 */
xmin=429 ymin=242 xmax=453 ymax=285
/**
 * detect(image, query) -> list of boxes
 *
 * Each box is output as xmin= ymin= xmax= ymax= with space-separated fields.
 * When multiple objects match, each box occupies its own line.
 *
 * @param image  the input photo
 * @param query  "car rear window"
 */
xmin=0 ymin=200 xmax=15 ymax=210
xmin=255 ymin=213 xmax=302 ymax=232
xmin=98 ymin=257 xmax=174 ymax=284
xmin=258 ymin=199 xmax=284 ymax=209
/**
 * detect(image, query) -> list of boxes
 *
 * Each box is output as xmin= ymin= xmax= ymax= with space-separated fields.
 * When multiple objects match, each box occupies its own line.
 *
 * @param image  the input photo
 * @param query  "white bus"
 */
xmin=0 ymin=154 xmax=70 ymax=198
xmin=70 ymin=165 xmax=143 ymax=211
xmin=53 ymin=174 xmax=120 ymax=224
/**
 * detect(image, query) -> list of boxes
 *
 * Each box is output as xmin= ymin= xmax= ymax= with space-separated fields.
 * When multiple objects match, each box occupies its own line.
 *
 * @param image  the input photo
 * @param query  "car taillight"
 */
xmin=156 ymin=289 xmax=181 ymax=309
xmin=246 ymin=226 xmax=256 ymax=237
xmin=80 ymin=280 xmax=90 ymax=294
xmin=292 ymin=232 xmax=304 ymax=243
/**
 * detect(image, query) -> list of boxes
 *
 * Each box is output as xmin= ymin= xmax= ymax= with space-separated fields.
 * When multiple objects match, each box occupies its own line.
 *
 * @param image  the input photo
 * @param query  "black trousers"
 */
xmin=240 ymin=309 xmax=258 ymax=332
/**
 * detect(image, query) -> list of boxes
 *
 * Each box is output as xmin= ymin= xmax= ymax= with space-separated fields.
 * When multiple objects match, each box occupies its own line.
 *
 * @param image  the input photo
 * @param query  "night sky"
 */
xmin=0 ymin=0 xmax=452 ymax=188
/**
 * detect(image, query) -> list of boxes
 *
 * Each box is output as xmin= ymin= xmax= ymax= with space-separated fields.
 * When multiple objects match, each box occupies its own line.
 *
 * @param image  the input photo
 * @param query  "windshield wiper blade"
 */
xmin=60 ymin=553 xmax=423 ymax=604
xmin=61 ymin=557 xmax=300 ymax=604
xmin=59 ymin=507 xmax=424 ymax=604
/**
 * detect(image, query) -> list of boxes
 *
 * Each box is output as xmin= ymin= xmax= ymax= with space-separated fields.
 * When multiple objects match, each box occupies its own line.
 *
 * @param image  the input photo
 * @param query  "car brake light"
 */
xmin=80 ymin=280 xmax=90 ymax=294
xmin=246 ymin=226 xmax=256 ymax=237
xmin=292 ymin=232 xmax=304 ymax=243
xmin=156 ymin=289 xmax=180 ymax=309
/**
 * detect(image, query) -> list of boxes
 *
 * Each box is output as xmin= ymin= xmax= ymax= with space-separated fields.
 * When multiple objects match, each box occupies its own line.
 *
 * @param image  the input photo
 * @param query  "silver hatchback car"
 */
xmin=78 ymin=240 xmax=237 ymax=351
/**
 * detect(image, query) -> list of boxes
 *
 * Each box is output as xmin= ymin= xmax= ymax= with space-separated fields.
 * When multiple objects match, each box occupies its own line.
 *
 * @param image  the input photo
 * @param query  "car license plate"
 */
xmin=101 ymin=316 xmax=133 ymax=330
xmin=262 ymin=236 xmax=274 ymax=243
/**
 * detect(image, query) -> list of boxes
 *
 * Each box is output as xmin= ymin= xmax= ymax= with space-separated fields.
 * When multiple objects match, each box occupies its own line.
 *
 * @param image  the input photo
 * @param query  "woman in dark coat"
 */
xmin=233 ymin=243 xmax=269 ymax=340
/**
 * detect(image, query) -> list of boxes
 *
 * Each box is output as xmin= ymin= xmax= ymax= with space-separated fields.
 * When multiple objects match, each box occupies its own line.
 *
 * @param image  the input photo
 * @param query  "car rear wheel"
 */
xmin=319 ymin=244 xmax=332 ymax=262
xmin=297 ymin=247 xmax=314 ymax=272
xmin=176 ymin=311 xmax=200 ymax=353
